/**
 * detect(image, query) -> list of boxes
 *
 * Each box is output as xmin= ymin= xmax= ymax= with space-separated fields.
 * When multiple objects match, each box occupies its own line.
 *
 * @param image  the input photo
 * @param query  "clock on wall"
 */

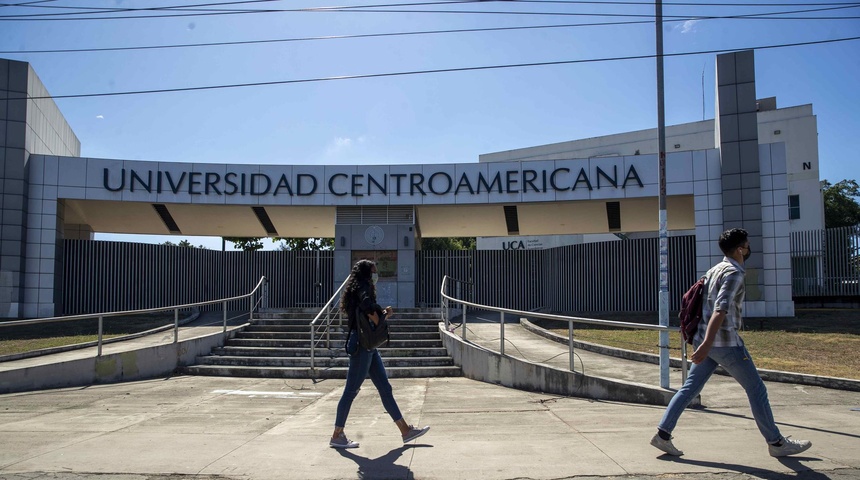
xmin=364 ymin=225 xmax=384 ymax=246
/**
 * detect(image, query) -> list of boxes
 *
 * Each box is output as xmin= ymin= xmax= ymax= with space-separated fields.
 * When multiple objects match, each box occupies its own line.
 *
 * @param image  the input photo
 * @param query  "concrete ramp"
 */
xmin=440 ymin=322 xmax=685 ymax=406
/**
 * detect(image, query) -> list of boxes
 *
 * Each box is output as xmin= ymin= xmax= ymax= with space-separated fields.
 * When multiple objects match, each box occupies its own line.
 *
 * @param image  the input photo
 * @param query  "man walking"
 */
xmin=650 ymin=228 xmax=812 ymax=457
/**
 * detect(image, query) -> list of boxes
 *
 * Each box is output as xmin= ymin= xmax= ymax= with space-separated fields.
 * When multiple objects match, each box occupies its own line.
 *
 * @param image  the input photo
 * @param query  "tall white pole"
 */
xmin=656 ymin=0 xmax=670 ymax=389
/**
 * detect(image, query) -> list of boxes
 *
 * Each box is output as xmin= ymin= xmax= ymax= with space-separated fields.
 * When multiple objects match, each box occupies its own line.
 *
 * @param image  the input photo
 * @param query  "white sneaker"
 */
xmin=768 ymin=436 xmax=811 ymax=457
xmin=650 ymin=433 xmax=684 ymax=456
xmin=329 ymin=433 xmax=359 ymax=449
xmin=402 ymin=425 xmax=430 ymax=443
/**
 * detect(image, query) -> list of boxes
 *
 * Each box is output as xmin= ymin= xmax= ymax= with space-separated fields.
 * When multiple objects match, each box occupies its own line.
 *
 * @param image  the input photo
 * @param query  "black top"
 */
xmin=347 ymin=280 xmax=385 ymax=331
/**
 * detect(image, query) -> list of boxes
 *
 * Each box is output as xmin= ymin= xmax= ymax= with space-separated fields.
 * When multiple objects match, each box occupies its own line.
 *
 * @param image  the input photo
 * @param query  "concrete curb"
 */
xmin=521 ymin=317 xmax=860 ymax=392
xmin=0 ymin=311 xmax=200 ymax=363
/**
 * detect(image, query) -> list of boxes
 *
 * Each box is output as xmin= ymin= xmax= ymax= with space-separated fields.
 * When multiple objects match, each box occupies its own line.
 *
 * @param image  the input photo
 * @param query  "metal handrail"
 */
xmin=440 ymin=275 xmax=472 ymax=338
xmin=309 ymin=275 xmax=351 ymax=374
xmin=1 ymin=276 xmax=268 ymax=357
xmin=440 ymin=275 xmax=688 ymax=386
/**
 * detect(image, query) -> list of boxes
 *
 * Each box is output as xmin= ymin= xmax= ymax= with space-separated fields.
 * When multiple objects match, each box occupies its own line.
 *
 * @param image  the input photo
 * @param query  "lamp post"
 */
xmin=656 ymin=0 xmax=670 ymax=389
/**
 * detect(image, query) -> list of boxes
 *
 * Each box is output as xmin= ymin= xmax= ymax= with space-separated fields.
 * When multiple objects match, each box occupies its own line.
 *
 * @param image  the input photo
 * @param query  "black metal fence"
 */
xmin=790 ymin=225 xmax=860 ymax=297
xmin=416 ymin=236 xmax=697 ymax=313
xmin=63 ymin=240 xmax=334 ymax=314
xmin=60 ymin=225 xmax=860 ymax=315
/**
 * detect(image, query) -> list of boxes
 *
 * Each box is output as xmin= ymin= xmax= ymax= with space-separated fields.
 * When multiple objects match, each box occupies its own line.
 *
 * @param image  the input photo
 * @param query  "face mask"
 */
xmin=371 ymin=273 xmax=379 ymax=285
xmin=742 ymin=246 xmax=752 ymax=261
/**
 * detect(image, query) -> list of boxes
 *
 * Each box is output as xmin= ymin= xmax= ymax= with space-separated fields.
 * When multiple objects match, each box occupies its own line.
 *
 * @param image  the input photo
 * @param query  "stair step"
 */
xmin=235 ymin=331 xmax=441 ymax=340
xmin=212 ymin=346 xmax=451 ymax=357
xmin=256 ymin=310 xmax=441 ymax=320
xmin=179 ymin=365 xmax=462 ymax=379
xmin=195 ymin=355 xmax=455 ymax=368
xmin=245 ymin=325 xmax=441 ymax=333
xmin=227 ymin=338 xmax=442 ymax=348
xmin=181 ymin=308 xmax=457 ymax=379
xmin=252 ymin=318 xmax=441 ymax=327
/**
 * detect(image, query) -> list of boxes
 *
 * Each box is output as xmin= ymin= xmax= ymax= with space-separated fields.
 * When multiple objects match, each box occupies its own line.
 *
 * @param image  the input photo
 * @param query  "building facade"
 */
xmin=1 ymin=50 xmax=812 ymax=319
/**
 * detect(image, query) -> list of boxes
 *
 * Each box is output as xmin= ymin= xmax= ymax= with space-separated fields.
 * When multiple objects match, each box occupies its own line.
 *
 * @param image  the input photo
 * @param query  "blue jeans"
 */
xmin=334 ymin=331 xmax=403 ymax=428
xmin=658 ymin=344 xmax=782 ymax=444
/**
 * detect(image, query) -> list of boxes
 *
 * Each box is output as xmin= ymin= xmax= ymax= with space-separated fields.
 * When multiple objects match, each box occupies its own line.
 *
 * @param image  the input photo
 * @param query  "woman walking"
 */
xmin=330 ymin=259 xmax=430 ymax=449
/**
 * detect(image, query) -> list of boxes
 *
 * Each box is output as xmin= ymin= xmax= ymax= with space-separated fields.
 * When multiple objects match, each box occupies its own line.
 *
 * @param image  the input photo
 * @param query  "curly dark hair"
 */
xmin=340 ymin=259 xmax=376 ymax=314
xmin=718 ymin=228 xmax=749 ymax=255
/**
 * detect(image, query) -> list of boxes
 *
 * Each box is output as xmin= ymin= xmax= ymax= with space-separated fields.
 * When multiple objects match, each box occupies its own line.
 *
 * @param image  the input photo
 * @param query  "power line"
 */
xmin=518 ymin=0 xmax=860 ymax=4
xmin=2 ymin=1 xmax=858 ymax=20
xmin=0 ymin=0 xmax=284 ymax=14
xmin=299 ymin=4 xmax=860 ymax=17
xmin=0 ymin=8 xmax=854 ymax=56
xmin=4 ymin=6 xmax=857 ymax=55
xmin=0 ymin=19 xmax=656 ymax=54
xmin=0 ymin=0 xmax=57 ymax=6
xmin=4 ymin=1 xmax=551 ymax=19
xmin=28 ymin=35 xmax=860 ymax=100
xmin=8 ymin=0 xmax=860 ymax=12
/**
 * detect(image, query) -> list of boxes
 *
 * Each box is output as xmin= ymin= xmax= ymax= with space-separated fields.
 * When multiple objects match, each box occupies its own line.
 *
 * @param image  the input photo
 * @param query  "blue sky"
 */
xmin=2 ymin=1 xmax=858 ymax=250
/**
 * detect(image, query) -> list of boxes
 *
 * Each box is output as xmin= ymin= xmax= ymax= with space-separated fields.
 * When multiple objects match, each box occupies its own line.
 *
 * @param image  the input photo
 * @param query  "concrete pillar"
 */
xmin=0 ymin=59 xmax=80 ymax=318
xmin=0 ymin=60 xmax=29 ymax=318
xmin=714 ymin=50 xmax=792 ymax=317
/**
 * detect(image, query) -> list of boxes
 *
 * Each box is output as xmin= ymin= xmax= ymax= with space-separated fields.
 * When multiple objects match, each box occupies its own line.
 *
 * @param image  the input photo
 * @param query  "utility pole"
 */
xmin=656 ymin=0 xmax=670 ymax=389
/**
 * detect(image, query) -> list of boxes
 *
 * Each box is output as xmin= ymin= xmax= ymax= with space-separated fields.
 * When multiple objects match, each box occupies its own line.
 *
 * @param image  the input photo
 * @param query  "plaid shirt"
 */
xmin=694 ymin=256 xmax=745 ymax=347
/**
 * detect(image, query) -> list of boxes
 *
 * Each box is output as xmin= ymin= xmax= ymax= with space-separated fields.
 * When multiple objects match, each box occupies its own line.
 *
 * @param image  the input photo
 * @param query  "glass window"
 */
xmin=788 ymin=194 xmax=801 ymax=220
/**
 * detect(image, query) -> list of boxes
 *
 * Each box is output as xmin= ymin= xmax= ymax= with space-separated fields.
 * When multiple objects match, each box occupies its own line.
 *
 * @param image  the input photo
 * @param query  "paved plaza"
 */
xmin=1 ymin=372 xmax=859 ymax=480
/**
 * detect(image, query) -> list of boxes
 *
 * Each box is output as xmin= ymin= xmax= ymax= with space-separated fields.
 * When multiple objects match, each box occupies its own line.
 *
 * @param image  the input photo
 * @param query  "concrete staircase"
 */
xmin=180 ymin=308 xmax=461 ymax=379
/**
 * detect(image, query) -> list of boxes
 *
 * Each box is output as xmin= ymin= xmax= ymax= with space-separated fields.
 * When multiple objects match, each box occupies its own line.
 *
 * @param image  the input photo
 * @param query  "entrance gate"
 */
xmin=64 ymin=236 xmax=696 ymax=316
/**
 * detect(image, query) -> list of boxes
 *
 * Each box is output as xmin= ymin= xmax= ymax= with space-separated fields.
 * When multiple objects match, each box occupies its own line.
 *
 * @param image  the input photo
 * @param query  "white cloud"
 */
xmin=677 ymin=20 xmax=700 ymax=34
xmin=325 ymin=136 xmax=367 ymax=157
xmin=96 ymin=115 xmax=104 ymax=119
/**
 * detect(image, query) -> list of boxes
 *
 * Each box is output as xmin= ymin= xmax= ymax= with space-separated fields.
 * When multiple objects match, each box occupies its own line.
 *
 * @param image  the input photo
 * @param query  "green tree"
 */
xmin=277 ymin=238 xmax=334 ymax=251
xmin=163 ymin=239 xmax=204 ymax=248
xmin=223 ymin=237 xmax=335 ymax=251
xmin=421 ymin=237 xmax=476 ymax=250
xmin=822 ymin=179 xmax=860 ymax=228
xmin=223 ymin=237 xmax=265 ymax=251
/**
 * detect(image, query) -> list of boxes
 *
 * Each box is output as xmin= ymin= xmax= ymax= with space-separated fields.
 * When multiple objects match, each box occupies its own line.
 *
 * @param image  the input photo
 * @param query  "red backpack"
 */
xmin=679 ymin=277 xmax=706 ymax=344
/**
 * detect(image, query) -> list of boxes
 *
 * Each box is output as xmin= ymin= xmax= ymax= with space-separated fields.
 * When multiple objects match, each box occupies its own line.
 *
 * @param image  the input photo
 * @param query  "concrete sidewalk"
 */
xmin=1 ymin=375 xmax=858 ymax=480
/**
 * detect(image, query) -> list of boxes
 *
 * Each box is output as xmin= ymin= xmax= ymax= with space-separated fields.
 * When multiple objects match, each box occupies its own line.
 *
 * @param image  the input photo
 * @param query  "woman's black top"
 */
xmin=347 ymin=280 xmax=384 ymax=332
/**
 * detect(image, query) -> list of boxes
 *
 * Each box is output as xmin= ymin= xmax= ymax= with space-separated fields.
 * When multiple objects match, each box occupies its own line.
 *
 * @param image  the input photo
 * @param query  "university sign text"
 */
xmin=103 ymin=164 xmax=644 ymax=198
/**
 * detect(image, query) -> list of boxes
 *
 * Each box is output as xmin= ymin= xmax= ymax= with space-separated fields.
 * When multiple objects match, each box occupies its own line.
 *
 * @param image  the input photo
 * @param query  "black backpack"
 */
xmin=679 ymin=276 xmax=706 ymax=344
xmin=355 ymin=307 xmax=390 ymax=350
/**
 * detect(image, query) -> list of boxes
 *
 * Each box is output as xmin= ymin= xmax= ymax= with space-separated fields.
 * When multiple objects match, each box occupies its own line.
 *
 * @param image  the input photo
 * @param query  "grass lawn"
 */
xmin=541 ymin=308 xmax=860 ymax=380
xmin=0 ymin=313 xmax=177 ymax=357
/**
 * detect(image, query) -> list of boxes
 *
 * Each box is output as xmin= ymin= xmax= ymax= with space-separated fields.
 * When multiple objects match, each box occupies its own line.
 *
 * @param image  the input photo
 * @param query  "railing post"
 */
xmin=325 ymin=312 xmax=331 ymax=349
xmin=462 ymin=303 xmax=467 ymax=341
xmin=681 ymin=338 xmax=688 ymax=384
xmin=500 ymin=311 xmax=505 ymax=355
xmin=310 ymin=324 xmax=316 ymax=372
xmin=97 ymin=315 xmax=104 ymax=357
xmin=659 ymin=329 xmax=669 ymax=387
xmin=249 ymin=294 xmax=254 ymax=322
xmin=222 ymin=300 xmax=227 ymax=335
xmin=174 ymin=308 xmax=179 ymax=344
xmin=568 ymin=321 xmax=575 ymax=372
xmin=262 ymin=279 xmax=269 ymax=310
